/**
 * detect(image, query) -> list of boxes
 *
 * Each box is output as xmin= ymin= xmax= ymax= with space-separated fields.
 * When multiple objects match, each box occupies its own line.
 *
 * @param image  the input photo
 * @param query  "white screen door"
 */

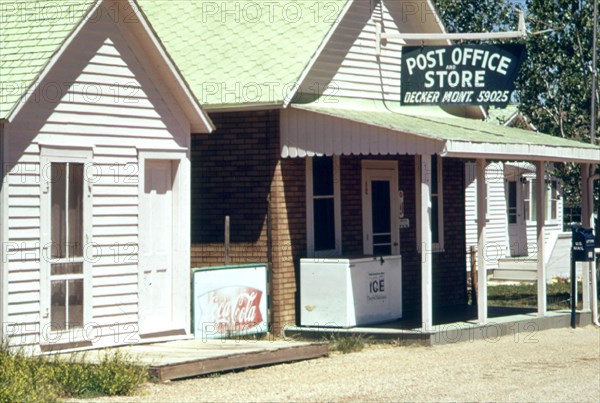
xmin=139 ymin=160 xmax=174 ymax=334
xmin=507 ymin=180 xmax=527 ymax=257
xmin=362 ymin=164 xmax=400 ymax=256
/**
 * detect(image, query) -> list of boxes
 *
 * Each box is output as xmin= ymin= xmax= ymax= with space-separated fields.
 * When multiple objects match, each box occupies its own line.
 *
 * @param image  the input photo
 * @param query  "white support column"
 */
xmin=476 ymin=159 xmax=488 ymax=324
xmin=421 ymin=155 xmax=433 ymax=332
xmin=581 ymin=164 xmax=592 ymax=311
xmin=536 ymin=161 xmax=547 ymax=316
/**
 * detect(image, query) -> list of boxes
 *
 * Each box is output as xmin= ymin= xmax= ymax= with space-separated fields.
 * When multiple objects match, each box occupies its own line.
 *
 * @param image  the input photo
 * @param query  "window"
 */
xmin=307 ymin=156 xmax=341 ymax=256
xmin=416 ymin=155 xmax=444 ymax=251
xmin=50 ymin=163 xmax=84 ymax=331
xmin=522 ymin=176 xmax=560 ymax=224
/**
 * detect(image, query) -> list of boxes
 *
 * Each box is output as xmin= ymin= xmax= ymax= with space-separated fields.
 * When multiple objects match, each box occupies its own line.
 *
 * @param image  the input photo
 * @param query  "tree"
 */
xmin=433 ymin=0 xmax=516 ymax=34
xmin=517 ymin=0 xmax=599 ymax=210
xmin=434 ymin=0 xmax=600 ymax=211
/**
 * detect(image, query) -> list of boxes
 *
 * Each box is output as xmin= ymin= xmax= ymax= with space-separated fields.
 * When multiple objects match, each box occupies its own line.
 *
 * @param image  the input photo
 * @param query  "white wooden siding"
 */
xmin=465 ymin=162 xmax=564 ymax=272
xmin=465 ymin=162 xmax=509 ymax=272
xmin=299 ymin=1 xmax=405 ymax=102
xmin=4 ymin=8 xmax=189 ymax=349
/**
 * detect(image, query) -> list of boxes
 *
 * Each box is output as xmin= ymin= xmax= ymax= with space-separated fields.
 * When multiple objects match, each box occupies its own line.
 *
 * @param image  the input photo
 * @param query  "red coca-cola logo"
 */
xmin=201 ymin=287 xmax=264 ymax=334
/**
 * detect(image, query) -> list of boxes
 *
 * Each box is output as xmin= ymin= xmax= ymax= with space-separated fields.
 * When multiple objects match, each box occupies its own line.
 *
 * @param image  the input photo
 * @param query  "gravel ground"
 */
xmin=91 ymin=326 xmax=599 ymax=402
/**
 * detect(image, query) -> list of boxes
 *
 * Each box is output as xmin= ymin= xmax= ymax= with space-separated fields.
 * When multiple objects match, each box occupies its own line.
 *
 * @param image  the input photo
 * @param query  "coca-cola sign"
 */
xmin=193 ymin=265 xmax=268 ymax=339
xmin=199 ymin=287 xmax=264 ymax=334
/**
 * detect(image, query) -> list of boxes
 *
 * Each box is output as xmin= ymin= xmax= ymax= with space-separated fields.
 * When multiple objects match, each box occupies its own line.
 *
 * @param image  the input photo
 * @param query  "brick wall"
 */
xmin=191 ymin=109 xmax=304 ymax=332
xmin=192 ymin=111 xmax=467 ymax=330
xmin=432 ymin=158 xmax=468 ymax=310
xmin=190 ymin=111 xmax=278 ymax=267
xmin=270 ymin=158 xmax=306 ymax=329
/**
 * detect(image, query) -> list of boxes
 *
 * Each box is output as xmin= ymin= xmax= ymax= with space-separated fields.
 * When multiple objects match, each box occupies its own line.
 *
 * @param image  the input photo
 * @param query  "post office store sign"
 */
xmin=401 ymin=44 xmax=526 ymax=107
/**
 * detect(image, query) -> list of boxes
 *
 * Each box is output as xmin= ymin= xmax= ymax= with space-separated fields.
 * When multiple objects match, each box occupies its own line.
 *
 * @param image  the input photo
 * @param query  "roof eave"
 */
xmin=203 ymin=102 xmax=285 ymax=114
xmin=284 ymin=0 xmax=354 ymax=108
xmin=443 ymin=140 xmax=600 ymax=164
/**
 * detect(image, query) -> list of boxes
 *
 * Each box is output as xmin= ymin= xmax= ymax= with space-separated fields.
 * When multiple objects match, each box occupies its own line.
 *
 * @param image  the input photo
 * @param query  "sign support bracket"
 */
xmin=375 ymin=10 xmax=527 ymax=56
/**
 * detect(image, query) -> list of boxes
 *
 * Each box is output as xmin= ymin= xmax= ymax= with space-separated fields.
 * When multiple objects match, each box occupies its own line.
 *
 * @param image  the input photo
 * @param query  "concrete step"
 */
xmin=494 ymin=259 xmax=537 ymax=281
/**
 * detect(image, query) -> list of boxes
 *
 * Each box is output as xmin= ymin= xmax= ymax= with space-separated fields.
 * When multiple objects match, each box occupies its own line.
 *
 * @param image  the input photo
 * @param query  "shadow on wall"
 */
xmin=190 ymin=111 xmax=279 ymax=246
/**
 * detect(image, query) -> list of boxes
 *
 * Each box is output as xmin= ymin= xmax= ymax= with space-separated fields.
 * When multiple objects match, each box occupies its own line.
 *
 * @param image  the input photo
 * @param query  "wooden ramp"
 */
xmin=64 ymin=339 xmax=328 ymax=382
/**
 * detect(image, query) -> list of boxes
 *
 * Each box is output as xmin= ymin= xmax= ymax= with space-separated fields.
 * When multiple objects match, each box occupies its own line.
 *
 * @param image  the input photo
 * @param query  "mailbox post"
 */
xmin=571 ymin=225 xmax=596 ymax=328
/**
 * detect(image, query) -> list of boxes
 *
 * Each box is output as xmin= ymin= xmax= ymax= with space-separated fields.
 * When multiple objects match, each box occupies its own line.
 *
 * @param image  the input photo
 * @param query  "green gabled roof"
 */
xmin=487 ymin=105 xmax=519 ymax=125
xmin=138 ymin=0 xmax=350 ymax=108
xmin=292 ymin=97 xmax=600 ymax=151
xmin=0 ymin=0 xmax=96 ymax=120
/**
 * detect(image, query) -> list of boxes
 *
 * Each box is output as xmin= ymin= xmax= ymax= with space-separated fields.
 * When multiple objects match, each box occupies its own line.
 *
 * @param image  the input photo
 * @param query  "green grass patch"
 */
xmin=487 ymin=281 xmax=598 ymax=310
xmin=326 ymin=334 xmax=369 ymax=354
xmin=0 ymin=346 xmax=148 ymax=402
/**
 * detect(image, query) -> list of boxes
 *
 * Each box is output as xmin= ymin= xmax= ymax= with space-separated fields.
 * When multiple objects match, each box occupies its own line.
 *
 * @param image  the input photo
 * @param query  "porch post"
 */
xmin=536 ymin=161 xmax=547 ymax=316
xmin=581 ymin=163 xmax=592 ymax=311
xmin=421 ymin=155 xmax=433 ymax=332
xmin=476 ymin=159 xmax=488 ymax=324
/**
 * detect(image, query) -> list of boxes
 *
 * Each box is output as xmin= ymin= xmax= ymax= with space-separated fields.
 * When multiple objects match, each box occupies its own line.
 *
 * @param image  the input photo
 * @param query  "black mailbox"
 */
xmin=572 ymin=225 xmax=595 ymax=262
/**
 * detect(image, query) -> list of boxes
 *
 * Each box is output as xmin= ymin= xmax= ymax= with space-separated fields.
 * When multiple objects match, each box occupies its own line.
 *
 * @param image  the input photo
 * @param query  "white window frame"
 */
xmin=522 ymin=175 xmax=561 ymax=226
xmin=306 ymin=156 xmax=342 ymax=258
xmin=416 ymin=155 xmax=445 ymax=252
xmin=545 ymin=178 xmax=561 ymax=225
xmin=40 ymin=146 xmax=93 ymax=345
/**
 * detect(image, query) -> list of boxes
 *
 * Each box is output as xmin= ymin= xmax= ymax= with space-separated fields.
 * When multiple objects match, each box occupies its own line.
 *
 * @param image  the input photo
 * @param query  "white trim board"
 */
xmin=0 ymin=122 xmax=7 ymax=337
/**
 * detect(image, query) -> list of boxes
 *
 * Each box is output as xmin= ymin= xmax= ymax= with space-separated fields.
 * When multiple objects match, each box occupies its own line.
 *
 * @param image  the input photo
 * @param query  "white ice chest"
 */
xmin=300 ymin=256 xmax=402 ymax=328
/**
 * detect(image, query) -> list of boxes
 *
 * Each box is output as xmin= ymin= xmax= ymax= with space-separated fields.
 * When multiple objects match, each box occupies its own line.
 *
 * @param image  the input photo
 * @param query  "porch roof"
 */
xmin=283 ymin=98 xmax=600 ymax=163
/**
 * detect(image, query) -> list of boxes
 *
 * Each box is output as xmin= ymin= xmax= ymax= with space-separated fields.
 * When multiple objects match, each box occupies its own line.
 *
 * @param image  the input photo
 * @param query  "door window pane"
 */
xmin=50 ymin=281 xmax=66 ymax=331
xmin=372 ymin=180 xmax=392 ymax=255
xmin=68 ymin=279 xmax=84 ymax=328
xmin=51 ymin=163 xmax=67 ymax=259
xmin=373 ymin=244 xmax=392 ymax=256
xmin=507 ymin=181 xmax=517 ymax=224
xmin=371 ymin=181 xmax=391 ymax=234
xmin=68 ymin=164 xmax=84 ymax=257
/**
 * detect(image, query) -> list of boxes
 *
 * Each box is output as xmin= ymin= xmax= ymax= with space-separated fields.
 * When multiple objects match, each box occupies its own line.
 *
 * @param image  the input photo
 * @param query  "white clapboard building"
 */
xmin=0 ymin=0 xmax=213 ymax=352
xmin=465 ymin=108 xmax=566 ymax=282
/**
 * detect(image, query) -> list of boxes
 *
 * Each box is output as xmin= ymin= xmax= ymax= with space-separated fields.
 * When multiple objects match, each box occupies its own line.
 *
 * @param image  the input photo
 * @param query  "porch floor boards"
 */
xmin=285 ymin=307 xmax=593 ymax=346
xmin=57 ymin=339 xmax=328 ymax=382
